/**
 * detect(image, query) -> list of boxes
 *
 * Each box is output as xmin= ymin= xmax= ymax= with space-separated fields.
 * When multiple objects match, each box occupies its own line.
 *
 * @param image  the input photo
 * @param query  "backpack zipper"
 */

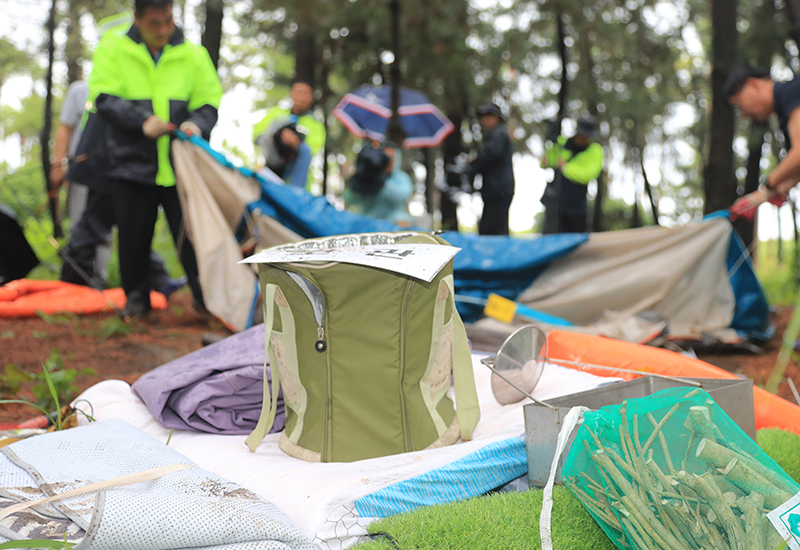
xmin=286 ymin=271 xmax=326 ymax=352
xmin=285 ymin=270 xmax=331 ymax=460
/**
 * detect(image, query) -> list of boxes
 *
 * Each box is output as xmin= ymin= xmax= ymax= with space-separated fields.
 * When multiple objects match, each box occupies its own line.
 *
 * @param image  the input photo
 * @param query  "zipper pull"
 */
xmin=315 ymin=326 xmax=327 ymax=352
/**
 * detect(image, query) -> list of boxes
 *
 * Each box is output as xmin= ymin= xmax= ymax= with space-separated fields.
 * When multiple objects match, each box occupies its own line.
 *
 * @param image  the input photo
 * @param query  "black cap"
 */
xmin=477 ymin=101 xmax=503 ymax=118
xmin=575 ymin=116 xmax=599 ymax=139
xmin=723 ymin=66 xmax=770 ymax=99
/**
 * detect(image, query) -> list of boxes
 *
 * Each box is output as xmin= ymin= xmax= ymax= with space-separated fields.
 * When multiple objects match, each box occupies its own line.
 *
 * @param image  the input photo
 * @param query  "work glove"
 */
xmin=729 ymin=193 xmax=760 ymax=222
xmin=768 ymin=192 xmax=787 ymax=208
xmin=142 ymin=115 xmax=174 ymax=139
xmin=728 ymin=183 xmax=786 ymax=222
xmin=179 ymin=121 xmax=201 ymax=138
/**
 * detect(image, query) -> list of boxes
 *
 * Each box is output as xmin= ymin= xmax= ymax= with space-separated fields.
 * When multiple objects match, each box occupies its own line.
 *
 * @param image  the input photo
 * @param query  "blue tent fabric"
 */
xmin=440 ymin=232 xmax=588 ymax=321
xmin=180 ymin=134 xmax=770 ymax=339
xmin=706 ymin=211 xmax=772 ymax=340
xmin=182 ymin=134 xmax=582 ymax=322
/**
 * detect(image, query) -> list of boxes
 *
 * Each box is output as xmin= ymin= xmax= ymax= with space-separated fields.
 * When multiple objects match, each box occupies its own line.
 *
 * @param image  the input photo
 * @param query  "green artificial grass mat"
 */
xmin=758 ymin=427 xmax=800 ymax=484
xmin=350 ymin=428 xmax=800 ymax=550
xmin=351 ymin=485 xmax=616 ymax=550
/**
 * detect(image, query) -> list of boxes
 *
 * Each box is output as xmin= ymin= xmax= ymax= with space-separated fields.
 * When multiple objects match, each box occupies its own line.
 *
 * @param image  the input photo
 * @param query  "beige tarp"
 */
xmin=172 ymin=140 xmax=300 ymax=330
xmin=517 ymin=217 xmax=736 ymax=341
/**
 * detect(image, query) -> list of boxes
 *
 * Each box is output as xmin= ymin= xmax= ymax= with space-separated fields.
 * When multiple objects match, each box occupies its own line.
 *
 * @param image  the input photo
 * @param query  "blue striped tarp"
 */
xmin=353 ymin=437 xmax=528 ymax=518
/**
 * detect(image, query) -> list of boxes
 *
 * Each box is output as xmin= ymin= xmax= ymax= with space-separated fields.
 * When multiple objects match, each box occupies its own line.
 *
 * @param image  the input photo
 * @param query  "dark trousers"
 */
xmin=543 ymin=207 xmax=588 ymax=234
xmin=478 ymin=195 xmax=513 ymax=236
xmin=542 ymin=176 xmax=588 ymax=234
xmin=60 ymin=188 xmax=170 ymax=290
xmin=109 ymin=179 xmax=203 ymax=309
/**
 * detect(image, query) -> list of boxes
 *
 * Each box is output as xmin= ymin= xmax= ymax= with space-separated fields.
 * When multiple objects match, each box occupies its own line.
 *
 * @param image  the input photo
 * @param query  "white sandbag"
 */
xmin=0 ymin=419 xmax=313 ymax=550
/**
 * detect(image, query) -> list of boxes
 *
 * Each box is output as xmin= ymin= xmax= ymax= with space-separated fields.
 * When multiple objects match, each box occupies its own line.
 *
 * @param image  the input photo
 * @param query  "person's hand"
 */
xmin=50 ymin=162 xmax=66 ymax=188
xmin=280 ymin=127 xmax=301 ymax=149
xmin=179 ymin=121 xmax=201 ymax=137
xmin=142 ymin=115 xmax=173 ymax=139
xmin=729 ymin=188 xmax=769 ymax=221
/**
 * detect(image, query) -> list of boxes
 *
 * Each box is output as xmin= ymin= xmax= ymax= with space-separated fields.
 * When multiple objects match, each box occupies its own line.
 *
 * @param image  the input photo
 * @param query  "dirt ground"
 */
xmin=0 ymin=289 xmax=230 ymax=424
xmin=1 ymin=292 xmax=799 ymax=424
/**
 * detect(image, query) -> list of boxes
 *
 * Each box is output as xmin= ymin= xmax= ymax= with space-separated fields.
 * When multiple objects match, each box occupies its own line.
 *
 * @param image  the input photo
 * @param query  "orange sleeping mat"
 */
xmin=547 ymin=329 xmax=800 ymax=435
xmin=0 ymin=279 xmax=167 ymax=318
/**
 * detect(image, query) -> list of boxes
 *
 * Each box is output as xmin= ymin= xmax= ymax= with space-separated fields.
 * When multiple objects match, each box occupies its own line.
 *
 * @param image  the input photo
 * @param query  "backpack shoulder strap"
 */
xmin=245 ymin=282 xmax=286 ymax=451
xmin=444 ymin=274 xmax=481 ymax=440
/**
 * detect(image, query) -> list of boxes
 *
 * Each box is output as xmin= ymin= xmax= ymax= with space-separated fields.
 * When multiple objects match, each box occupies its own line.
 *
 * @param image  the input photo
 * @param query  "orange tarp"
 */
xmin=547 ymin=329 xmax=800 ymax=435
xmin=0 ymin=279 xmax=167 ymax=318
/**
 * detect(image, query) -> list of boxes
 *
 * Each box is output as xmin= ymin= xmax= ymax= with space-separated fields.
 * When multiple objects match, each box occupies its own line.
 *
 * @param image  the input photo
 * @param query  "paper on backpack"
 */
xmin=241 ymin=243 xmax=460 ymax=282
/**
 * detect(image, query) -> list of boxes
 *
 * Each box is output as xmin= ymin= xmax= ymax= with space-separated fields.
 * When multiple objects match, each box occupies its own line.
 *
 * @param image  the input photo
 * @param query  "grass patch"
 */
xmin=758 ymin=427 xmax=800 ymax=484
xmin=351 ymin=486 xmax=616 ymax=550
xmin=352 ymin=428 xmax=800 ymax=550
xmin=1 ymin=350 xmax=95 ymax=413
xmin=756 ymin=239 xmax=800 ymax=307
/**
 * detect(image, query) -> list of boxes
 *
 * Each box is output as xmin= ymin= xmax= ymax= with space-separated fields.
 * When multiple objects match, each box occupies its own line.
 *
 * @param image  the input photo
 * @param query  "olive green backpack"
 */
xmin=244 ymin=232 xmax=481 ymax=462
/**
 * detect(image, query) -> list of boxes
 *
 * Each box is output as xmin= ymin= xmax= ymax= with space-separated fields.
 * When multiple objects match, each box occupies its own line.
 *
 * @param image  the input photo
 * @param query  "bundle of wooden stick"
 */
xmin=563 ymin=389 xmax=797 ymax=550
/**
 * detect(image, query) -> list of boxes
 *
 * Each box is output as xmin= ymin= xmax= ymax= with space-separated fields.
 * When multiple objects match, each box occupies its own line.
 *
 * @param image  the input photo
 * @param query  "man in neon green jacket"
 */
xmin=540 ymin=117 xmax=604 ymax=234
xmin=253 ymin=79 xmax=326 ymax=192
xmin=88 ymin=0 xmax=222 ymax=318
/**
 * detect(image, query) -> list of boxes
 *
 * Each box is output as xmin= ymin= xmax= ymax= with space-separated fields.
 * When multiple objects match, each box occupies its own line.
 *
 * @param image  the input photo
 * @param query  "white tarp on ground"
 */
xmin=518 ymin=217 xmax=739 ymax=341
xmin=73 ymin=354 xmax=620 ymax=550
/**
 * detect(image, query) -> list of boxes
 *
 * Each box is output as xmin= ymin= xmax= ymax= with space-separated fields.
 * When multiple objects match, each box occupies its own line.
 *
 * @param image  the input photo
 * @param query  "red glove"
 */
xmin=729 ymin=196 xmax=759 ymax=222
xmin=768 ymin=193 xmax=787 ymax=207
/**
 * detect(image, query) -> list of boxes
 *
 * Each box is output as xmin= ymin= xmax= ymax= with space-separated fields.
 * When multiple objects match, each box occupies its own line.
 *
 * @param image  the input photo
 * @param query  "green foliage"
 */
xmin=350 ymin=485 xmax=616 ymax=550
xmin=0 ymin=37 xmax=41 ymax=90
xmin=0 ymin=540 xmax=72 ymax=549
xmin=0 ymin=364 xmax=36 ymax=396
xmin=756 ymin=240 xmax=799 ymax=307
xmin=31 ymin=350 xmax=95 ymax=411
xmin=0 ymin=356 xmax=90 ymax=431
xmin=0 ymin=0 xmax=790 ymax=231
xmin=758 ymin=428 xmax=800 ymax=485
xmin=95 ymin=317 xmax=136 ymax=340
xmin=36 ymin=310 xmax=77 ymax=325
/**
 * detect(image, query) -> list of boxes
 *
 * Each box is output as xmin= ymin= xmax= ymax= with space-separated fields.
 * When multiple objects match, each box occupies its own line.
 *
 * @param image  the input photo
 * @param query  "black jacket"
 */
xmin=469 ymin=123 xmax=515 ymax=199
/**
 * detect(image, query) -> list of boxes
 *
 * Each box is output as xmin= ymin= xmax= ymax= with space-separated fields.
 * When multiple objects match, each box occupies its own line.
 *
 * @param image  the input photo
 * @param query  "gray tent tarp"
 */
xmin=172 ymin=137 xmax=769 ymax=344
xmin=173 ymin=139 xmax=300 ymax=330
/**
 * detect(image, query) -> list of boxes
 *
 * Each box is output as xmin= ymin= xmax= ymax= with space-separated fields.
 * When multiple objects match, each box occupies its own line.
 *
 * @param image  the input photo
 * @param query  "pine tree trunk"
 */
xmin=43 ymin=0 xmax=62 ymax=238
xmin=555 ymin=8 xmax=568 ymax=126
xmin=201 ymin=0 xmax=224 ymax=69
xmin=733 ymin=127 xmax=763 ymax=248
xmin=591 ymin=170 xmax=605 ymax=232
xmin=440 ymin=110 xmax=463 ymax=231
xmin=704 ymin=0 xmax=739 ymax=214
xmin=641 ymin=153 xmax=659 ymax=225
xmin=785 ymin=0 xmax=800 ymax=52
xmin=65 ymin=0 xmax=84 ymax=84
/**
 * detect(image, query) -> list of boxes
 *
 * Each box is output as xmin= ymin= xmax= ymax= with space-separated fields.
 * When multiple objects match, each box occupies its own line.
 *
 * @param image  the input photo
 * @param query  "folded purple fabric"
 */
xmin=132 ymin=324 xmax=285 ymax=435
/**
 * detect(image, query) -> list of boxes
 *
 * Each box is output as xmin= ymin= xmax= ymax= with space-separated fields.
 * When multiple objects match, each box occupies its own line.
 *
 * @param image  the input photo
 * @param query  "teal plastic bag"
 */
xmin=561 ymin=387 xmax=799 ymax=550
